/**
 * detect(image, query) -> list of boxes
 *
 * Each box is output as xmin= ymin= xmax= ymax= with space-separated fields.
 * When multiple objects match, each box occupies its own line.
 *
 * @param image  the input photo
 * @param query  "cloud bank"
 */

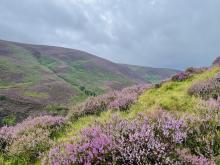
xmin=0 ymin=0 xmax=220 ymax=69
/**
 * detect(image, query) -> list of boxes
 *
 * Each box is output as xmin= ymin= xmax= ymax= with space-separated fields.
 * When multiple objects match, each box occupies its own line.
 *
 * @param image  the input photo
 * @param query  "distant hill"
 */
xmin=0 ymin=39 xmax=178 ymax=122
xmin=123 ymin=64 xmax=180 ymax=83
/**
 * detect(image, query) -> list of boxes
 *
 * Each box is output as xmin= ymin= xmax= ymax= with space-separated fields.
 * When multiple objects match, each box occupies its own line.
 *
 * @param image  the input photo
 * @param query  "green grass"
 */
xmin=130 ymin=66 xmax=220 ymax=116
xmin=56 ymin=110 xmax=123 ymax=143
xmin=0 ymin=82 xmax=31 ymax=89
xmin=23 ymin=91 xmax=49 ymax=99
xmin=38 ymin=56 xmax=60 ymax=70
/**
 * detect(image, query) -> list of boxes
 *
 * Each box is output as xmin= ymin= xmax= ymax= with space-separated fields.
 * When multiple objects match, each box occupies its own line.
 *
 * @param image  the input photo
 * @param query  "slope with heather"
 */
xmin=0 ymin=39 xmax=178 ymax=123
xmin=1 ymin=58 xmax=220 ymax=164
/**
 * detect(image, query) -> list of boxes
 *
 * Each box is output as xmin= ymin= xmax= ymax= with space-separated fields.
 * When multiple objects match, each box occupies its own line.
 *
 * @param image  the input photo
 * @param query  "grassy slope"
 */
xmin=2 ymin=66 xmax=219 ymax=165
xmin=55 ymin=66 xmax=220 ymax=145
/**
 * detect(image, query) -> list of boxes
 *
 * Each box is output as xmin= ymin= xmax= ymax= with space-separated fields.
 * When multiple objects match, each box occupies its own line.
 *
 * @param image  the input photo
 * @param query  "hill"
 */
xmin=0 ymin=57 xmax=220 ymax=164
xmin=123 ymin=64 xmax=179 ymax=83
xmin=0 ymin=39 xmax=178 ymax=122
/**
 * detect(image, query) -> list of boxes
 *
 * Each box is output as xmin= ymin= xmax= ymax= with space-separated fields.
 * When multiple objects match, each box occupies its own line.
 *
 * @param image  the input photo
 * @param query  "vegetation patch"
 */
xmin=45 ymin=104 xmax=69 ymax=116
xmin=188 ymin=78 xmax=220 ymax=100
xmin=2 ymin=114 xmax=16 ymax=126
xmin=24 ymin=91 xmax=49 ymax=99
xmin=0 ymin=96 xmax=6 ymax=101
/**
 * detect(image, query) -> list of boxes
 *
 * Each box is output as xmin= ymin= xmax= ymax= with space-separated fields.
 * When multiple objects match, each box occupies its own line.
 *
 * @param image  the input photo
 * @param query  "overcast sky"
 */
xmin=0 ymin=0 xmax=220 ymax=69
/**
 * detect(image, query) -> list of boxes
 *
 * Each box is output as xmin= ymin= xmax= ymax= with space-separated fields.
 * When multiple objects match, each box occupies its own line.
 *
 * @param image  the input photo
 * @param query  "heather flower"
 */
xmin=0 ymin=126 xmax=15 ymax=152
xmin=14 ymin=115 xmax=67 ymax=135
xmin=108 ymin=113 xmax=187 ymax=164
xmin=177 ymin=149 xmax=216 ymax=165
xmin=8 ymin=128 xmax=52 ymax=161
xmin=108 ymin=92 xmax=137 ymax=110
xmin=107 ymin=84 xmax=149 ymax=111
xmin=68 ymin=84 xmax=150 ymax=120
xmin=46 ymin=127 xmax=113 ymax=165
xmin=68 ymin=94 xmax=113 ymax=120
xmin=185 ymin=67 xmax=208 ymax=74
xmin=172 ymin=72 xmax=190 ymax=81
xmin=0 ymin=115 xmax=67 ymax=162
xmin=184 ymin=99 xmax=220 ymax=158
xmin=212 ymin=56 xmax=220 ymax=66
xmin=47 ymin=111 xmax=188 ymax=165
xmin=188 ymin=78 xmax=220 ymax=100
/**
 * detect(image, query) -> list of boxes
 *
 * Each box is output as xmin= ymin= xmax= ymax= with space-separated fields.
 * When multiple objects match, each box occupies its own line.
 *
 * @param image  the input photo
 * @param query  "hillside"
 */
xmin=123 ymin=64 xmax=179 ymax=83
xmin=0 ymin=57 xmax=220 ymax=164
xmin=0 ymin=39 xmax=178 ymax=123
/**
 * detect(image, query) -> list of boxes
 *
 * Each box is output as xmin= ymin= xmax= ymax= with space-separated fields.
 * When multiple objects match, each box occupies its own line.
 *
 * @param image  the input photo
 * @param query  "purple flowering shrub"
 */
xmin=0 ymin=126 xmax=15 ymax=153
xmin=8 ymin=128 xmax=52 ymax=161
xmin=212 ymin=56 xmax=220 ymax=66
xmin=68 ymin=94 xmax=113 ymax=120
xmin=184 ymin=99 xmax=220 ymax=159
xmin=47 ymin=109 xmax=219 ymax=165
xmin=47 ymin=127 xmax=113 ymax=165
xmin=185 ymin=67 xmax=208 ymax=74
xmin=46 ymin=111 xmax=192 ymax=164
xmin=0 ymin=115 xmax=67 ymax=162
xmin=14 ymin=115 xmax=67 ymax=135
xmin=188 ymin=78 xmax=220 ymax=100
xmin=107 ymin=84 xmax=149 ymax=110
xmin=68 ymin=84 xmax=149 ymax=120
xmin=107 ymin=113 xmax=187 ymax=164
xmin=177 ymin=149 xmax=215 ymax=165
xmin=107 ymin=91 xmax=137 ymax=111
xmin=172 ymin=72 xmax=190 ymax=81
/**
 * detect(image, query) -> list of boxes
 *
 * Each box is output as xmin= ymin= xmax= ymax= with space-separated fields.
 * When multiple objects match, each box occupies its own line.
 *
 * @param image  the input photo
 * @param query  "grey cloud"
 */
xmin=0 ymin=0 xmax=220 ymax=69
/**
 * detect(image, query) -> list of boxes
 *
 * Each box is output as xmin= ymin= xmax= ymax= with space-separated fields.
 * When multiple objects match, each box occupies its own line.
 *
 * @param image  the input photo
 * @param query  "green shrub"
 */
xmin=45 ymin=104 xmax=69 ymax=116
xmin=2 ymin=114 xmax=16 ymax=126
xmin=0 ymin=96 xmax=6 ymax=101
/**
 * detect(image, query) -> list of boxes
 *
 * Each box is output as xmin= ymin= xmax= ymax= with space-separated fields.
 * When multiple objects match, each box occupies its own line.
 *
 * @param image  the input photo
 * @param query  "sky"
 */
xmin=0 ymin=0 xmax=220 ymax=69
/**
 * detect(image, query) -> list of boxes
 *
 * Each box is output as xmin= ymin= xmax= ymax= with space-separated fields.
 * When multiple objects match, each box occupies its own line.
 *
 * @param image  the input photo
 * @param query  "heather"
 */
xmin=1 ymin=66 xmax=220 ymax=164
xmin=188 ymin=78 xmax=220 ymax=100
xmin=68 ymin=84 xmax=149 ymax=120
xmin=213 ymin=56 xmax=220 ymax=66
xmin=46 ymin=112 xmax=188 ymax=164
xmin=46 ymin=110 xmax=217 ymax=165
xmin=185 ymin=67 xmax=208 ymax=74
xmin=46 ymin=66 xmax=220 ymax=165
xmin=171 ymin=72 xmax=190 ymax=81
xmin=0 ymin=84 xmax=148 ymax=164
xmin=184 ymin=99 xmax=220 ymax=159
xmin=0 ymin=115 xmax=67 ymax=163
